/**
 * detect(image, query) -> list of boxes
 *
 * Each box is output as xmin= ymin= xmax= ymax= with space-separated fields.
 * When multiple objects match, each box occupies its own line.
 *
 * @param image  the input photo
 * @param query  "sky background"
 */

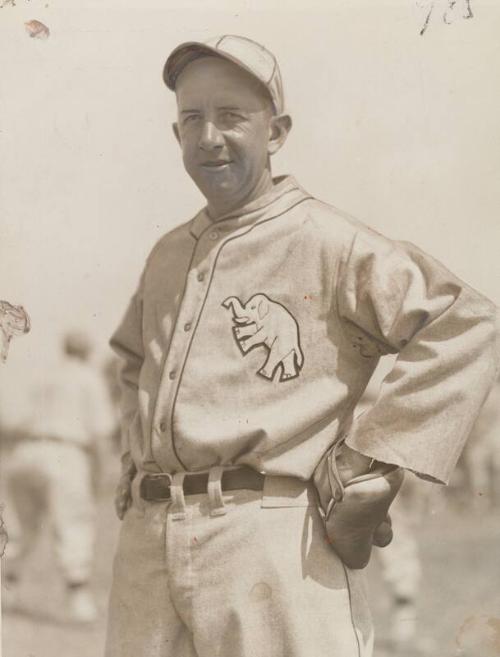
xmin=1 ymin=0 xmax=499 ymax=419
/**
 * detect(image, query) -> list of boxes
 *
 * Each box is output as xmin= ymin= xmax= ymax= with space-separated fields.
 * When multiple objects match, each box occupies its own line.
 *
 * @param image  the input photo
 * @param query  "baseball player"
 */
xmin=461 ymin=373 xmax=500 ymax=508
xmin=4 ymin=331 xmax=115 ymax=622
xmin=105 ymin=35 xmax=498 ymax=657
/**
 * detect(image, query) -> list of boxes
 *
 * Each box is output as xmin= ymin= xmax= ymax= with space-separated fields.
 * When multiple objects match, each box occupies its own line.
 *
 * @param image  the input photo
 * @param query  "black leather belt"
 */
xmin=140 ymin=467 xmax=265 ymax=502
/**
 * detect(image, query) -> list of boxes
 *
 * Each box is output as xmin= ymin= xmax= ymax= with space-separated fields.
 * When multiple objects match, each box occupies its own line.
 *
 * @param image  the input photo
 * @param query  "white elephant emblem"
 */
xmin=222 ymin=293 xmax=304 ymax=382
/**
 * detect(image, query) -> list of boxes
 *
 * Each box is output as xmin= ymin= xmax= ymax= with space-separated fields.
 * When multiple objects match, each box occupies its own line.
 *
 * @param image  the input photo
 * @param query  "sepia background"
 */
xmin=1 ymin=0 xmax=499 ymax=655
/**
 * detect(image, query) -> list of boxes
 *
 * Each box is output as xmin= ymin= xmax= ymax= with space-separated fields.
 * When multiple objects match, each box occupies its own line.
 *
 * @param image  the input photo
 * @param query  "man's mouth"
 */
xmin=200 ymin=160 xmax=232 ymax=170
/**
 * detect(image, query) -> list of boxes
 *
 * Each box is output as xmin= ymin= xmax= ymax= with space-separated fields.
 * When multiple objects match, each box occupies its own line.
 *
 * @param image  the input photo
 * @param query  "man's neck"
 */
xmin=207 ymin=170 xmax=275 ymax=220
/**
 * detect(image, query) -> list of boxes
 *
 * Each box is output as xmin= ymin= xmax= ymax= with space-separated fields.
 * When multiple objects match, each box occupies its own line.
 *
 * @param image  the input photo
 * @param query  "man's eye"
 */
xmin=220 ymin=111 xmax=243 ymax=121
xmin=183 ymin=114 xmax=200 ymax=125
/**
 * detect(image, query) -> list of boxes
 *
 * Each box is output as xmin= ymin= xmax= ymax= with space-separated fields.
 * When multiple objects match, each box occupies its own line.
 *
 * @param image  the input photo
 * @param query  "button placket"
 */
xmin=150 ymin=233 xmax=221 ymax=470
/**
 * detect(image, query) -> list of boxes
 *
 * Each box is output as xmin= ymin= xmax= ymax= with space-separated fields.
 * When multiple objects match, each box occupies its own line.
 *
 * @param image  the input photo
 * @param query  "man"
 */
xmin=4 ymin=331 xmax=114 ymax=622
xmin=106 ymin=35 xmax=498 ymax=657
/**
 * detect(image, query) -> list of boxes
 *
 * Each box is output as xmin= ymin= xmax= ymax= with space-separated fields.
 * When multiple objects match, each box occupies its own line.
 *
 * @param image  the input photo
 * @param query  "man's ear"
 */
xmin=172 ymin=123 xmax=181 ymax=146
xmin=268 ymin=114 xmax=292 ymax=156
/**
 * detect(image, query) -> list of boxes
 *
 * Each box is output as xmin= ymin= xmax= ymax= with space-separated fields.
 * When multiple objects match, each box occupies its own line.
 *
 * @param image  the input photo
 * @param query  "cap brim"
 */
xmin=164 ymin=42 xmax=223 ymax=90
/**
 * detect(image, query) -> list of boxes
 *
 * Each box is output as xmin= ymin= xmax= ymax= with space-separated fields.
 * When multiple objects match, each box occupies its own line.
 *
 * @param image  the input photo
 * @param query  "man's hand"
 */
xmin=115 ymin=474 xmax=133 ymax=520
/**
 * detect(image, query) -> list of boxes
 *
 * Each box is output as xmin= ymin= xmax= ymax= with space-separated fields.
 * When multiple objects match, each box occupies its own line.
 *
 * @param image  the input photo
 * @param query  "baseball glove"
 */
xmin=314 ymin=440 xmax=404 ymax=569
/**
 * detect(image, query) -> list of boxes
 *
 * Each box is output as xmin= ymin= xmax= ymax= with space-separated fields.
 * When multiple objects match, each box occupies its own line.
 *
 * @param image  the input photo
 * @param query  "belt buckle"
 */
xmin=140 ymin=472 xmax=172 ymax=502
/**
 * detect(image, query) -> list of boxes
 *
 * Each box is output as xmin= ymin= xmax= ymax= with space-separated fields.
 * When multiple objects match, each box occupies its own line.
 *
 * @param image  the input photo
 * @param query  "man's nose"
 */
xmin=198 ymin=120 xmax=224 ymax=151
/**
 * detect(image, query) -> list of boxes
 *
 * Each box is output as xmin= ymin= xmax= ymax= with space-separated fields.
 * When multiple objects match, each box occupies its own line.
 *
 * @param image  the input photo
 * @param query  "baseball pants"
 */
xmin=105 ymin=468 xmax=374 ymax=657
xmin=5 ymin=440 xmax=96 ymax=584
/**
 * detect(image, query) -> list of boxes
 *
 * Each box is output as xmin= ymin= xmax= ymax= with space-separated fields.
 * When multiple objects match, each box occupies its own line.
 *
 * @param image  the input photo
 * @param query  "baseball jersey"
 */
xmin=110 ymin=176 xmax=498 ymax=484
xmin=25 ymin=358 xmax=115 ymax=447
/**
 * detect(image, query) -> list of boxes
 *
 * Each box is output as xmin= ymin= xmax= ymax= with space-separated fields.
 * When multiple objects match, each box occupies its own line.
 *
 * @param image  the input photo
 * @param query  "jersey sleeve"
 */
xmin=109 ymin=271 xmax=145 ymax=478
xmin=337 ymin=229 xmax=499 ymax=484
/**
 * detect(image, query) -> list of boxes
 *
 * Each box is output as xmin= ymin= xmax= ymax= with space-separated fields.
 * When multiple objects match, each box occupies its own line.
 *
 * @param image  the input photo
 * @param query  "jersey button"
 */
xmin=169 ymin=370 xmax=176 ymax=380
xmin=159 ymin=421 xmax=167 ymax=432
xmin=197 ymin=272 xmax=205 ymax=282
xmin=208 ymin=230 xmax=219 ymax=240
xmin=183 ymin=322 xmax=192 ymax=332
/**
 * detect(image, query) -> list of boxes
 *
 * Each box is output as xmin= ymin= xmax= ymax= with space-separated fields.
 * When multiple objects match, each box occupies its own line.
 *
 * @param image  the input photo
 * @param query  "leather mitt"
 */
xmin=314 ymin=441 xmax=404 ymax=569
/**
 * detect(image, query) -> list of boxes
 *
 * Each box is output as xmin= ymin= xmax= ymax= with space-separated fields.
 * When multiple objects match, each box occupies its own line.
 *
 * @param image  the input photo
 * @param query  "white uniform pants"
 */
xmin=5 ymin=440 xmax=95 ymax=584
xmin=105 ymin=470 xmax=374 ymax=657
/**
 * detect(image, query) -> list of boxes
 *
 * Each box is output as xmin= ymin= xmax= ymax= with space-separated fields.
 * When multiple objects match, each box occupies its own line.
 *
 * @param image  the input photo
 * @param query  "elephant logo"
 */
xmin=222 ymin=293 xmax=304 ymax=382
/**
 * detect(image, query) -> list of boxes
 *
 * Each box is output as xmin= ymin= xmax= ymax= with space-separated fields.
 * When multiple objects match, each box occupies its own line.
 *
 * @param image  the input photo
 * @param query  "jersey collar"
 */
xmin=189 ymin=176 xmax=310 ymax=240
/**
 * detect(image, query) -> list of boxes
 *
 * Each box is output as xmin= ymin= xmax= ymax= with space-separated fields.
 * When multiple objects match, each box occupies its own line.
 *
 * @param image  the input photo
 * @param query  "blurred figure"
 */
xmin=460 ymin=375 xmax=500 ymax=509
xmin=0 ymin=504 xmax=8 ymax=556
xmin=3 ymin=331 xmax=115 ymax=622
xmin=376 ymin=476 xmax=436 ymax=656
xmin=102 ymin=356 xmax=122 ymax=455
xmin=357 ymin=358 xmax=435 ymax=655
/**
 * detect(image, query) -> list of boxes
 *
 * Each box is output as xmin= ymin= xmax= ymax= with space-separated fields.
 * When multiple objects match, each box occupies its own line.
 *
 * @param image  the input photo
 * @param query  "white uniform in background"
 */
xmin=5 ymin=349 xmax=114 ymax=621
xmin=462 ymin=379 xmax=500 ymax=507
xmin=376 ymin=476 xmax=436 ymax=653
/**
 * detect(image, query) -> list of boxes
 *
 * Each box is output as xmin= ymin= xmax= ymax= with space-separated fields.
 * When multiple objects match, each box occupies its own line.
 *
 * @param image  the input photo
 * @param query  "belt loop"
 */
xmin=170 ymin=472 xmax=187 ymax=520
xmin=131 ymin=471 xmax=146 ymax=516
xmin=207 ymin=466 xmax=227 ymax=517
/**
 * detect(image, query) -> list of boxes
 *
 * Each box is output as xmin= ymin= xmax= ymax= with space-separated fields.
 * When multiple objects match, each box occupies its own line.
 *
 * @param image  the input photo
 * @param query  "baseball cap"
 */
xmin=163 ymin=35 xmax=285 ymax=115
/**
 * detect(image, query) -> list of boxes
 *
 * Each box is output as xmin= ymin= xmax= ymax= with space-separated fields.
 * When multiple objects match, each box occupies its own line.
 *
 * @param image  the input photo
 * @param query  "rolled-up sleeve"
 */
xmin=337 ymin=229 xmax=499 ymax=484
xmin=109 ymin=271 xmax=145 ymax=478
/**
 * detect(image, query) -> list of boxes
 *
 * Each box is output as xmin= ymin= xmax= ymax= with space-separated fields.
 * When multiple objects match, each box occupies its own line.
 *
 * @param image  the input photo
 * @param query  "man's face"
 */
xmin=174 ymin=56 xmax=276 ymax=215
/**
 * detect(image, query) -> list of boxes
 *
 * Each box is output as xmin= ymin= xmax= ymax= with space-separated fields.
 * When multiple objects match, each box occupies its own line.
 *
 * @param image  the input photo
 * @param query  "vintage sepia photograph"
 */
xmin=1 ymin=1 xmax=499 ymax=656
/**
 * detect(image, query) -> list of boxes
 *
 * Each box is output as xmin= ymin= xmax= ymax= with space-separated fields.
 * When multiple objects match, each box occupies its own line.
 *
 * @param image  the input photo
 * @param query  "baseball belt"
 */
xmin=140 ymin=467 xmax=265 ymax=502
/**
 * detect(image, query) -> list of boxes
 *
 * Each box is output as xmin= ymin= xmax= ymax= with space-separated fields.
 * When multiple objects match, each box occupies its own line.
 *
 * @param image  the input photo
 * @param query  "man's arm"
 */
xmin=337 ymin=229 xmax=499 ymax=484
xmin=314 ymin=230 xmax=497 ymax=568
xmin=109 ymin=272 xmax=145 ymax=516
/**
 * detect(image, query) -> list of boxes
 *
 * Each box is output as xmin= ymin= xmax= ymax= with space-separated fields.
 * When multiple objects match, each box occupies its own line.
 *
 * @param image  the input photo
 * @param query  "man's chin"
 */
xmin=197 ymin=180 xmax=239 ymax=205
